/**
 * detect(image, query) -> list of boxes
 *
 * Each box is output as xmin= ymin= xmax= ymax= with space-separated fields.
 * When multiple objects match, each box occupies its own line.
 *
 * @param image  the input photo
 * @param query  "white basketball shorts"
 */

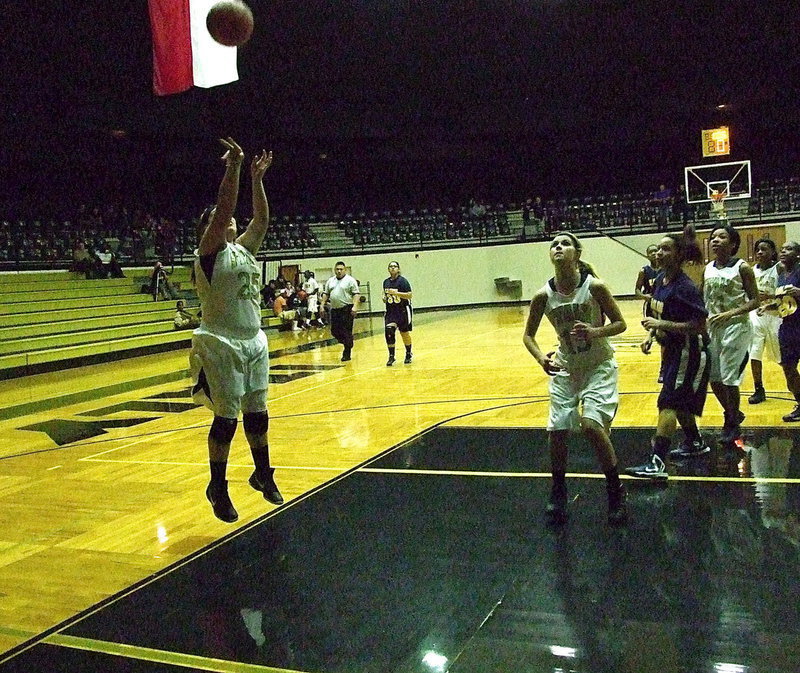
xmin=547 ymin=358 xmax=619 ymax=432
xmin=190 ymin=329 xmax=269 ymax=419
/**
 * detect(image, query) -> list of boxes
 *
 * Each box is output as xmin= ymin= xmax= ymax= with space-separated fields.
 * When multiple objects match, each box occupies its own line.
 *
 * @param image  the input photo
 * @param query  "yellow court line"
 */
xmin=44 ymin=633 xmax=308 ymax=673
xmin=0 ymin=626 xmax=38 ymax=640
xmin=360 ymin=467 xmax=800 ymax=484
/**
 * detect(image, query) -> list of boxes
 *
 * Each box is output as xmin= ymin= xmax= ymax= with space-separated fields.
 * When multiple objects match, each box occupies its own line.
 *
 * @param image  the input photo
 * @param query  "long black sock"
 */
xmin=388 ymin=346 xmax=396 ymax=358
xmin=682 ymin=423 xmax=702 ymax=443
xmin=604 ymin=464 xmax=621 ymax=491
xmin=405 ymin=344 xmax=412 ymax=355
xmin=210 ymin=461 xmax=227 ymax=485
xmin=552 ymin=470 xmax=566 ymax=488
xmin=250 ymin=445 xmax=271 ymax=475
xmin=652 ymin=435 xmax=671 ymax=460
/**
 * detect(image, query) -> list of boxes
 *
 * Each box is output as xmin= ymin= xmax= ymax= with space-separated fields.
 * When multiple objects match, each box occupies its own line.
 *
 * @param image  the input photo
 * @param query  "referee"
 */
xmin=320 ymin=261 xmax=361 ymax=361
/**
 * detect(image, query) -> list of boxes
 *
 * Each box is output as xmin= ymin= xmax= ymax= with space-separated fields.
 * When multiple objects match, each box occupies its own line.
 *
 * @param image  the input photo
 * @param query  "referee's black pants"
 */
xmin=330 ymin=305 xmax=355 ymax=350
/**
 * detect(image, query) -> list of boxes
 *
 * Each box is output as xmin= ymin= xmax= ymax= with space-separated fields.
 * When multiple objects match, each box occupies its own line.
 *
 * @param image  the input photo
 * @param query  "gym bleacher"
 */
xmin=0 ymin=268 xmax=280 ymax=380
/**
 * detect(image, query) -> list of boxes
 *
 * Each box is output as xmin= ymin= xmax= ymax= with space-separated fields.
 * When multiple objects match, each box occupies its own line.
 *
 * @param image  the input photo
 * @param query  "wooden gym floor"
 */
xmin=0 ymin=301 xmax=798 ymax=672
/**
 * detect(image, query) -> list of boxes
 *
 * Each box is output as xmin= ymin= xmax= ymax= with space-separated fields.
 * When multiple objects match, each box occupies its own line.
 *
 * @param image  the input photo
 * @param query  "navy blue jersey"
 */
xmin=383 ymin=276 xmax=412 ymax=309
xmin=651 ymin=271 xmax=710 ymax=415
xmin=641 ymin=264 xmax=659 ymax=295
xmin=650 ymin=271 xmax=707 ymax=349
xmin=778 ymin=266 xmax=800 ymax=329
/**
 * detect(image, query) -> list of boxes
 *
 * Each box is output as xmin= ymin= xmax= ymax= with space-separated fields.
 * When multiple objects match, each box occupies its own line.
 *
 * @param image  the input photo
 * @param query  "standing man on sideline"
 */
xmin=190 ymin=138 xmax=283 ymax=523
xmin=320 ymin=261 xmax=360 ymax=361
xmin=776 ymin=241 xmax=800 ymax=421
xmin=383 ymin=260 xmax=413 ymax=366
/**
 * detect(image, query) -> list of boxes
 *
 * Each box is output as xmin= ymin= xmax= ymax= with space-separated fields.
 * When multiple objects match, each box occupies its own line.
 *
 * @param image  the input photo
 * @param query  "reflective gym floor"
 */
xmin=0 ymin=302 xmax=798 ymax=673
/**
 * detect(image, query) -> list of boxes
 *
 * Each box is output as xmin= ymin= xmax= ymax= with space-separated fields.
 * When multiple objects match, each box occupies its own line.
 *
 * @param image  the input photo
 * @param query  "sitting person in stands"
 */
xmin=174 ymin=300 xmax=201 ymax=330
xmin=150 ymin=261 xmax=179 ymax=300
xmin=272 ymin=288 xmax=301 ymax=331
xmin=96 ymin=245 xmax=126 ymax=278
xmin=260 ymin=279 xmax=277 ymax=309
xmin=71 ymin=240 xmax=93 ymax=278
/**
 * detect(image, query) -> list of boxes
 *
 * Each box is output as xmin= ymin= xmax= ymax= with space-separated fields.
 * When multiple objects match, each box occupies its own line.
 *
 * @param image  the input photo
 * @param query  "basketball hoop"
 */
xmin=710 ymin=190 xmax=727 ymax=219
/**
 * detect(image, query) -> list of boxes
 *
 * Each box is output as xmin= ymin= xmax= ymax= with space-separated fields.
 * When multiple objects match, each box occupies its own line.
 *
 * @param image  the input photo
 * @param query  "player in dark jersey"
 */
xmin=626 ymin=232 xmax=710 ymax=480
xmin=635 ymin=244 xmax=660 ymax=315
xmin=383 ymin=261 xmax=413 ymax=366
xmin=776 ymin=241 xmax=800 ymax=422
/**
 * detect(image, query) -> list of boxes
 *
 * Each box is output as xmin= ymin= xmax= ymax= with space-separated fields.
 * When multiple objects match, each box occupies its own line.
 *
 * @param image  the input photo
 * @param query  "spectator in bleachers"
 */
xmin=174 ymin=300 xmax=200 ymax=330
xmin=71 ymin=240 xmax=93 ymax=277
xmin=653 ymin=184 xmax=673 ymax=232
xmin=260 ymin=280 xmax=277 ymax=309
xmin=673 ymin=185 xmax=690 ymax=226
xmin=272 ymin=289 xmax=301 ymax=331
xmin=149 ymin=261 xmax=178 ymax=300
xmin=96 ymin=245 xmax=126 ymax=278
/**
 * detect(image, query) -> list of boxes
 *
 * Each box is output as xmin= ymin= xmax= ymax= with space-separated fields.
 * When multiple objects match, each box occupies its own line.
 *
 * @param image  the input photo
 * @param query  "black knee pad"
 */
xmin=209 ymin=416 xmax=237 ymax=444
xmin=385 ymin=324 xmax=397 ymax=345
xmin=243 ymin=410 xmax=269 ymax=436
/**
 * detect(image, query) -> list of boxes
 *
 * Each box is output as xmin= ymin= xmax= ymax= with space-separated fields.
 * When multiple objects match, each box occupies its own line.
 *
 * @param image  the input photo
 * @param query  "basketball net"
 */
xmin=710 ymin=191 xmax=726 ymax=219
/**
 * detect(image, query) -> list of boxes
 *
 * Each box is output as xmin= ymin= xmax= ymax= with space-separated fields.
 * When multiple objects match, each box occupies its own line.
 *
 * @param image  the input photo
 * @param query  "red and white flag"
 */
xmin=148 ymin=0 xmax=239 ymax=96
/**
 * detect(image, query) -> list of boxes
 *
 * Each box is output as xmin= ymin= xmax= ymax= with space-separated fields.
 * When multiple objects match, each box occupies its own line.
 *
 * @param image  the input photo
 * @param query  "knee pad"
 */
xmin=385 ymin=325 xmax=397 ymax=345
xmin=243 ymin=410 xmax=269 ymax=436
xmin=209 ymin=416 xmax=237 ymax=444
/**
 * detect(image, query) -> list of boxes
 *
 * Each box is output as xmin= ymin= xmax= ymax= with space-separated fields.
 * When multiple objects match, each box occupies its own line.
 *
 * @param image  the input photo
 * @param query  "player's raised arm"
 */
xmin=237 ymin=150 xmax=273 ymax=255
xmin=199 ymin=138 xmax=244 ymax=255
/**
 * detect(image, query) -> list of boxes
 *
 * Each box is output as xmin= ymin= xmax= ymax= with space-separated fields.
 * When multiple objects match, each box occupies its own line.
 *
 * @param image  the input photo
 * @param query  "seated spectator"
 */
xmin=173 ymin=300 xmax=200 ymax=330
xmin=90 ymin=248 xmax=108 ymax=279
xmin=272 ymin=289 xmax=301 ymax=331
xmin=96 ymin=246 xmax=126 ymax=278
xmin=149 ymin=261 xmax=178 ymax=301
xmin=260 ymin=280 xmax=277 ymax=309
xmin=71 ymin=241 xmax=93 ymax=278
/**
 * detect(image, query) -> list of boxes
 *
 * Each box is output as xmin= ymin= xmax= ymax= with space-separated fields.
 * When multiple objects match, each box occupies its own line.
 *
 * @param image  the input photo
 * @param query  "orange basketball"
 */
xmin=206 ymin=1 xmax=254 ymax=47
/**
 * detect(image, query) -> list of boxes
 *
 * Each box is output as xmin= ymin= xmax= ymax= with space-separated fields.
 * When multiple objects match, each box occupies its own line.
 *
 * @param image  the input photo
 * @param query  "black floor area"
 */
xmin=3 ymin=426 xmax=800 ymax=673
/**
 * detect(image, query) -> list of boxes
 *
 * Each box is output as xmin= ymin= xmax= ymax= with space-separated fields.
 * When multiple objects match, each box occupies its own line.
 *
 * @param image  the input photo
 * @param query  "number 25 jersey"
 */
xmin=194 ymin=242 xmax=262 ymax=340
xmin=543 ymin=272 xmax=614 ymax=374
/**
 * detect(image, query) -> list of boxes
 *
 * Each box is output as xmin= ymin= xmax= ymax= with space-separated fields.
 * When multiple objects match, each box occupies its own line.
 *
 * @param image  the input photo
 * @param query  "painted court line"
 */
xmin=44 ymin=633 xmax=307 ymax=673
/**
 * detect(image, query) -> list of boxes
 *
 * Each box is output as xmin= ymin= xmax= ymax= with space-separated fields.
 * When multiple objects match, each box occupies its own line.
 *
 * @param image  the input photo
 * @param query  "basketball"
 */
xmin=296 ymin=290 xmax=308 ymax=302
xmin=206 ymin=1 xmax=254 ymax=47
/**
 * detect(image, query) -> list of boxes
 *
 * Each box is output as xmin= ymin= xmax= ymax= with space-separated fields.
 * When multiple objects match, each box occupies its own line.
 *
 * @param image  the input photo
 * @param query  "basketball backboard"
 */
xmin=684 ymin=159 xmax=752 ymax=204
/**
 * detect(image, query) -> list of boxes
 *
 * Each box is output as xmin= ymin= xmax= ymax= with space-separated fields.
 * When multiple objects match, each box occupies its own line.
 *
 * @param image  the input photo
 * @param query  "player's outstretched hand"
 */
xmin=251 ymin=150 xmax=273 ymax=180
xmin=219 ymin=137 xmax=244 ymax=166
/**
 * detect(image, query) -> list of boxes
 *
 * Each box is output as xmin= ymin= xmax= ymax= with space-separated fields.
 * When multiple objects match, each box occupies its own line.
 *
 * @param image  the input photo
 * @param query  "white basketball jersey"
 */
xmin=753 ymin=263 xmax=779 ymax=297
xmin=704 ymin=258 xmax=748 ymax=321
xmin=543 ymin=273 xmax=613 ymax=373
xmin=194 ymin=242 xmax=262 ymax=340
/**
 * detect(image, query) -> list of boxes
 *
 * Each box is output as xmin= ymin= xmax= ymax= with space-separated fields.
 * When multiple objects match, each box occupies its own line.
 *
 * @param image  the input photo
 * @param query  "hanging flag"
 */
xmin=148 ymin=0 xmax=239 ymax=96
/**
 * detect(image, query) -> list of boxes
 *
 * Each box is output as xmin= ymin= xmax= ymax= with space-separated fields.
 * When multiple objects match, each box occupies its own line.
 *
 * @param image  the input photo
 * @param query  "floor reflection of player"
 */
xmin=382 ymin=261 xmax=413 ymax=366
xmin=751 ymin=432 xmax=794 ymax=530
xmin=553 ymin=488 xmax=719 ymax=673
